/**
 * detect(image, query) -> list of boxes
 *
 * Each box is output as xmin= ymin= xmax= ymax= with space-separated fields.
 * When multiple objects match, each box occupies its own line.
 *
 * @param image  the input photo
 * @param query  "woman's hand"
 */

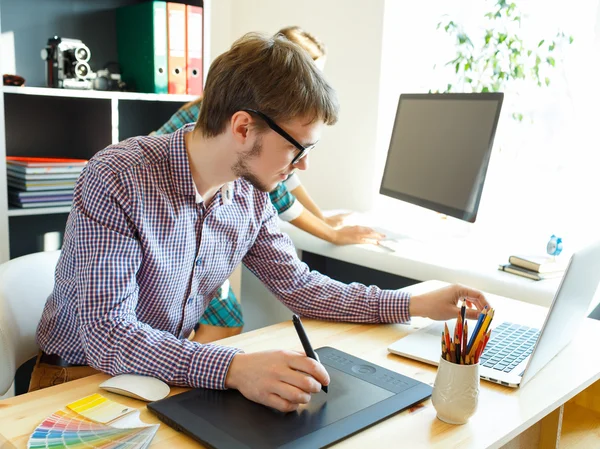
xmin=332 ymin=225 xmax=386 ymax=245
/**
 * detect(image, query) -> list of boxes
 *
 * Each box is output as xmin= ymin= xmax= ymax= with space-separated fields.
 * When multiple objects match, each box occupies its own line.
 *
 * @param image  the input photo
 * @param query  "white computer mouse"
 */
xmin=99 ymin=374 xmax=170 ymax=402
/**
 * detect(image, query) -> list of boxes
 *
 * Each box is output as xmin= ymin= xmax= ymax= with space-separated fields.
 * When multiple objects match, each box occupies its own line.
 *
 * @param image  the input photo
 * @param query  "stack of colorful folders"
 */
xmin=28 ymin=394 xmax=159 ymax=449
xmin=6 ymin=156 xmax=87 ymax=208
xmin=441 ymin=304 xmax=495 ymax=365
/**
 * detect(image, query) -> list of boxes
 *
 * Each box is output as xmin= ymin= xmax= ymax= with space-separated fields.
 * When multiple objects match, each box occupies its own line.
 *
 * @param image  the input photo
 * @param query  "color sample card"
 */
xmin=67 ymin=393 xmax=136 ymax=424
xmin=27 ymin=409 xmax=159 ymax=449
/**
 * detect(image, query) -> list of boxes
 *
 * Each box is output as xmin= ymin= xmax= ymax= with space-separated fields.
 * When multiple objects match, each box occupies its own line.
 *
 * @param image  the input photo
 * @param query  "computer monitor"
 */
xmin=379 ymin=93 xmax=503 ymax=223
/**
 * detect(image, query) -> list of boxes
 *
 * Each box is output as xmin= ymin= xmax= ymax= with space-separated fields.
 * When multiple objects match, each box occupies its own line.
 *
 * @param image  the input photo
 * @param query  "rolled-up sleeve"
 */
xmin=283 ymin=172 xmax=301 ymax=191
xmin=269 ymin=182 xmax=303 ymax=222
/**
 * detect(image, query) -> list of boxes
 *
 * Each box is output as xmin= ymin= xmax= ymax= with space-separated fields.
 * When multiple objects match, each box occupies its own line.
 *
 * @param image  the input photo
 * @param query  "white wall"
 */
xmin=210 ymin=0 xmax=386 ymax=213
xmin=0 ymin=9 xmax=9 ymax=263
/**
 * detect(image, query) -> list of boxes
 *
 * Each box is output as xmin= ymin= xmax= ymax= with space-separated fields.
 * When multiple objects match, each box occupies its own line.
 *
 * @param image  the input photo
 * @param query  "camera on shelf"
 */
xmin=41 ymin=37 xmax=94 ymax=89
xmin=93 ymin=68 xmax=127 ymax=92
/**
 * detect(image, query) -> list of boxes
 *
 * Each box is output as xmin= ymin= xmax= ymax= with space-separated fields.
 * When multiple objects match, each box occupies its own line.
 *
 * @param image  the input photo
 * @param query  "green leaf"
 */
xmin=512 ymin=112 xmax=524 ymax=122
xmin=465 ymin=77 xmax=473 ymax=84
xmin=545 ymin=77 xmax=550 ymax=86
xmin=447 ymin=83 xmax=453 ymax=92
xmin=547 ymin=56 xmax=555 ymax=67
xmin=498 ymin=33 xmax=507 ymax=43
xmin=515 ymin=65 xmax=524 ymax=78
xmin=569 ymin=36 xmax=574 ymax=44
xmin=482 ymin=87 xmax=490 ymax=93
xmin=549 ymin=41 xmax=555 ymax=51
xmin=485 ymin=30 xmax=493 ymax=45
xmin=455 ymin=62 xmax=460 ymax=73
xmin=538 ymin=39 xmax=545 ymax=47
xmin=527 ymin=50 xmax=532 ymax=57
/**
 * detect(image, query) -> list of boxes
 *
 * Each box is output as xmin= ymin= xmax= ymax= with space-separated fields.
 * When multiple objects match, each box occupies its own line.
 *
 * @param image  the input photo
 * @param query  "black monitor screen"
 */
xmin=379 ymin=93 xmax=503 ymax=222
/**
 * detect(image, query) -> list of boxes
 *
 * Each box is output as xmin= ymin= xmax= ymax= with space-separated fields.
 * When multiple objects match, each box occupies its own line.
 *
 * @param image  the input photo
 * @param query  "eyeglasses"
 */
xmin=242 ymin=108 xmax=316 ymax=165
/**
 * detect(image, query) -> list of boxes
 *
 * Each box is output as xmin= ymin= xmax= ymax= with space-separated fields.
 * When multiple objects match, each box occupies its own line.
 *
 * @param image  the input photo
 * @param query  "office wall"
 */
xmin=209 ymin=0 xmax=385 ymax=212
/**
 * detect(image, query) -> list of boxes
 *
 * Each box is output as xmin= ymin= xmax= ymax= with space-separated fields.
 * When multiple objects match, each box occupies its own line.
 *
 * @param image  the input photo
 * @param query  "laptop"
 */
xmin=388 ymin=240 xmax=600 ymax=387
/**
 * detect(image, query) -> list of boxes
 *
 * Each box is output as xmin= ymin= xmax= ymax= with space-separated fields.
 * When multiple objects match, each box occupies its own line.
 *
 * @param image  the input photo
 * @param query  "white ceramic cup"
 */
xmin=431 ymin=357 xmax=480 ymax=425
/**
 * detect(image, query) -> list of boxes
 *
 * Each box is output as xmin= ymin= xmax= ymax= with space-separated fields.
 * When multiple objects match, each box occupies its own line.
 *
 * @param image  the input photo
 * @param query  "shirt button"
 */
xmin=188 ymin=295 xmax=195 ymax=304
xmin=196 ymin=257 xmax=202 ymax=266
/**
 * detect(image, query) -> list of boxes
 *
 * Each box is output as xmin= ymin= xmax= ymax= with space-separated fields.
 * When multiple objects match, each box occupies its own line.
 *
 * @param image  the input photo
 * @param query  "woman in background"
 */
xmin=155 ymin=26 xmax=384 ymax=343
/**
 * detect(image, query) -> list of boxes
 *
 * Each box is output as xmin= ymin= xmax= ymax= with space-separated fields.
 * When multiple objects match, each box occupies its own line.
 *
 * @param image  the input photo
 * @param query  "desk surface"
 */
xmin=280 ymin=220 xmax=563 ymax=308
xmin=1 ymin=281 xmax=599 ymax=449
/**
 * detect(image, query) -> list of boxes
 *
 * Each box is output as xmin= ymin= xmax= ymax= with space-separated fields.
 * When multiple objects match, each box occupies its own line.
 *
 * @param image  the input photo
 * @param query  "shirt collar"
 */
xmin=192 ymin=181 xmax=235 ymax=205
xmin=170 ymin=124 xmax=197 ymax=198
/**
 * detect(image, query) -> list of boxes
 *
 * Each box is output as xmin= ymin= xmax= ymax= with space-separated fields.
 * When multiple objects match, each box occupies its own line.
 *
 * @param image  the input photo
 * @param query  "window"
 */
xmin=377 ymin=0 xmax=600 ymax=247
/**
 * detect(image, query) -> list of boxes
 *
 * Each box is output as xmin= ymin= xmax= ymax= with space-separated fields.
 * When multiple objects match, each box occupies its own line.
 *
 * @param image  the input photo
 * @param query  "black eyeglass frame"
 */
xmin=242 ymin=108 xmax=316 ymax=165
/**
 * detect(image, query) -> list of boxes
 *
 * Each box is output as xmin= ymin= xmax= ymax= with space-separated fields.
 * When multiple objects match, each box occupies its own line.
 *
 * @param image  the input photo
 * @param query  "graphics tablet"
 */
xmin=148 ymin=347 xmax=432 ymax=448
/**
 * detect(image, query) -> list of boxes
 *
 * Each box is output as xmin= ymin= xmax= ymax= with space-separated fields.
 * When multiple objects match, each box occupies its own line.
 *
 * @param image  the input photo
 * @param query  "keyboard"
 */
xmin=479 ymin=322 xmax=540 ymax=373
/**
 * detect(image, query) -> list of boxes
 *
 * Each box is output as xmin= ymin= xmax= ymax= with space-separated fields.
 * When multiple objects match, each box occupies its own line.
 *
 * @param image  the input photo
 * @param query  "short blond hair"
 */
xmin=277 ymin=26 xmax=326 ymax=61
xmin=195 ymin=32 xmax=338 ymax=137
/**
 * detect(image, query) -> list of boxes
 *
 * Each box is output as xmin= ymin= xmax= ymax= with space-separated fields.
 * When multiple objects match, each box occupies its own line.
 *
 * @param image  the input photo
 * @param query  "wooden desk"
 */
xmin=1 ymin=281 xmax=599 ymax=448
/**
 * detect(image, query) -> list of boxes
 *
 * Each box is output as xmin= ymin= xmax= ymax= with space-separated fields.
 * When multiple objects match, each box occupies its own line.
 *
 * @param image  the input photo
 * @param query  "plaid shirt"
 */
xmin=36 ymin=124 xmax=411 ymax=390
xmin=155 ymin=103 xmax=302 ymax=221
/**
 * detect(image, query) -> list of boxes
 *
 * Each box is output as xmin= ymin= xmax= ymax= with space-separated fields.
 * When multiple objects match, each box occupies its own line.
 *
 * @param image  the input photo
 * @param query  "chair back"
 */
xmin=0 ymin=250 xmax=60 ymax=395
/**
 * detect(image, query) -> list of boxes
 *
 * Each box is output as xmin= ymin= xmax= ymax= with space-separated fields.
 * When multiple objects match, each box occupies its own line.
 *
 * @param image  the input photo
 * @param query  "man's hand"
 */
xmin=332 ymin=225 xmax=385 ymax=245
xmin=409 ymin=284 xmax=490 ymax=321
xmin=225 ymin=350 xmax=330 ymax=412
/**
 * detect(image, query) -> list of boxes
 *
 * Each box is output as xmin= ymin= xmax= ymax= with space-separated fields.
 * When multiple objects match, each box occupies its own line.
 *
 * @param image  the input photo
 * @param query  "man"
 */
xmin=32 ymin=33 xmax=489 ymax=413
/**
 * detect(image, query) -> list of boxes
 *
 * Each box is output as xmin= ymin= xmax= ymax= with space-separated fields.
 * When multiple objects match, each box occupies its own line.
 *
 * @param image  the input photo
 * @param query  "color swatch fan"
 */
xmin=28 ymin=394 xmax=159 ymax=449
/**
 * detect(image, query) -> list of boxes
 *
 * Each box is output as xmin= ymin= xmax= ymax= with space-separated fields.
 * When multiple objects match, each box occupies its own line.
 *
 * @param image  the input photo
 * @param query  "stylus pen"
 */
xmin=292 ymin=314 xmax=328 ymax=393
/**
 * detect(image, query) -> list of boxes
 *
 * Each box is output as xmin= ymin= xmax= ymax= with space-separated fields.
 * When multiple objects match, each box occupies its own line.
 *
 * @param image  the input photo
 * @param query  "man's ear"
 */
xmin=230 ymin=111 xmax=253 ymax=144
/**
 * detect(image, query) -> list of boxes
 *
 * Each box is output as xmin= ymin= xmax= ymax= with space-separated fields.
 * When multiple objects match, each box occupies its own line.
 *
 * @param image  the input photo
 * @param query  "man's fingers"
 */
xmin=280 ymin=368 xmax=322 ymax=394
xmin=465 ymin=308 xmax=481 ymax=320
xmin=266 ymin=393 xmax=299 ymax=413
xmin=458 ymin=286 xmax=489 ymax=311
xmin=273 ymin=381 xmax=313 ymax=406
xmin=288 ymin=355 xmax=330 ymax=387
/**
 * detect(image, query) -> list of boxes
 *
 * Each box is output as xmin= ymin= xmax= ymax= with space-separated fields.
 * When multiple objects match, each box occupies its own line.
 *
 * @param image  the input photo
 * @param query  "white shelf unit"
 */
xmin=7 ymin=206 xmax=73 ymax=217
xmin=0 ymin=0 xmax=211 ymax=262
xmin=2 ymin=85 xmax=197 ymax=103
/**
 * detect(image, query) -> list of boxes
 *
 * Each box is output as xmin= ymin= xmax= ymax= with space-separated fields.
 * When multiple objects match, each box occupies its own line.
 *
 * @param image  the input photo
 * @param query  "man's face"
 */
xmin=232 ymin=116 xmax=324 ymax=193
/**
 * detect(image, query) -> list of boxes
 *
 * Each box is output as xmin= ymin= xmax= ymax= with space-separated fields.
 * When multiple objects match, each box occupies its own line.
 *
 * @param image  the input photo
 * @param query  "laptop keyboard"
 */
xmin=479 ymin=322 xmax=540 ymax=373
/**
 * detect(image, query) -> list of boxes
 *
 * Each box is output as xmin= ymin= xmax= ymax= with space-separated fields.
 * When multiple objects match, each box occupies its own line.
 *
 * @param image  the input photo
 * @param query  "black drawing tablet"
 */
xmin=148 ymin=347 xmax=432 ymax=448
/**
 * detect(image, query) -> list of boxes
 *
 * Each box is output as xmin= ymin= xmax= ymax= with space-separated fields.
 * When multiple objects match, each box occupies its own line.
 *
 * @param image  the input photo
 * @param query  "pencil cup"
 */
xmin=431 ymin=357 xmax=479 ymax=425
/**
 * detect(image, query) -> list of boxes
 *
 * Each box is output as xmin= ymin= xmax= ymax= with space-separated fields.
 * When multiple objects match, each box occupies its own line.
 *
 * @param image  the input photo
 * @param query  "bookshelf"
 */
xmin=0 ymin=0 xmax=211 ymax=262
xmin=7 ymin=206 xmax=72 ymax=217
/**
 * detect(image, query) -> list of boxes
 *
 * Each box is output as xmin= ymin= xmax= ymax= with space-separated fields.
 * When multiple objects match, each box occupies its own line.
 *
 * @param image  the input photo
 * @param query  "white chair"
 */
xmin=0 ymin=250 xmax=61 ymax=396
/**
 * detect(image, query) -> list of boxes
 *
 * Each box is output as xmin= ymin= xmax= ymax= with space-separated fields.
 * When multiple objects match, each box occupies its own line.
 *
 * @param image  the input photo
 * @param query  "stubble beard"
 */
xmin=231 ymin=137 xmax=275 ymax=193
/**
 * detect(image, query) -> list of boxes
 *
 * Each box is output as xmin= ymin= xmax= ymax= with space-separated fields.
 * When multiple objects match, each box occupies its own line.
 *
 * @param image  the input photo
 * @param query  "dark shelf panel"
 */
xmin=8 ymin=213 xmax=69 ymax=259
xmin=4 ymin=93 xmax=112 ymax=160
xmin=118 ymin=99 xmax=187 ymax=140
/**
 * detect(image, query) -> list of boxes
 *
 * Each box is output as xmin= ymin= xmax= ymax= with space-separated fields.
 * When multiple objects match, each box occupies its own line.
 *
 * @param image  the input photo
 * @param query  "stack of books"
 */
xmin=6 ymin=156 xmax=87 ymax=208
xmin=498 ymin=254 xmax=567 ymax=281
